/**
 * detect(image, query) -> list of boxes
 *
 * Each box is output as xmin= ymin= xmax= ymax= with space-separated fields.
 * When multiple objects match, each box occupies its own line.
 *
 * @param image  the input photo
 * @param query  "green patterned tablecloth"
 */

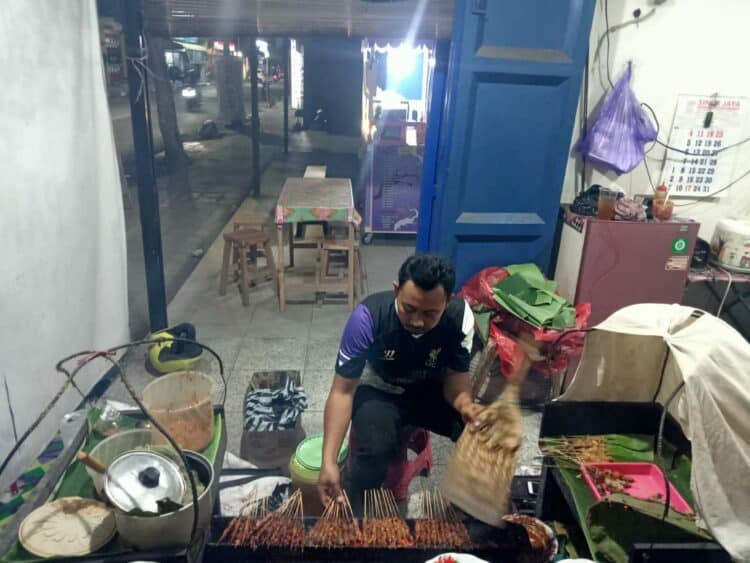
xmin=274 ymin=177 xmax=362 ymax=225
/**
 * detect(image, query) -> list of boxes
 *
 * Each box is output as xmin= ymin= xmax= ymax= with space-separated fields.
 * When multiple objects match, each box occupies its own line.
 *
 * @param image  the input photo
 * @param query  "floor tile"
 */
xmin=223 ymin=394 xmax=245 ymax=456
xmin=300 ymin=370 xmax=333 ymax=411
xmin=429 ymin=433 xmax=455 ymax=465
xmin=234 ymin=337 xmax=308 ymax=372
xmin=246 ymin=300 xmax=312 ymax=339
xmin=185 ymin=295 xmax=254 ymax=330
xmin=304 ymin=337 xmax=341 ymax=371
xmin=310 ymin=304 xmax=352 ymax=337
xmin=301 ymin=411 xmax=324 ymax=438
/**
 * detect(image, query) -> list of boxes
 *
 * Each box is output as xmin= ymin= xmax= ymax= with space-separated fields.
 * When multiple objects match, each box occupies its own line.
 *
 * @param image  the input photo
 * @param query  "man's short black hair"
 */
xmin=397 ymin=253 xmax=456 ymax=297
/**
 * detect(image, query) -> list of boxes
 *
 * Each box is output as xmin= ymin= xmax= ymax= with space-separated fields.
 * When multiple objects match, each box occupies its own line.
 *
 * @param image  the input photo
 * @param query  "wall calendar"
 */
xmin=660 ymin=95 xmax=748 ymax=198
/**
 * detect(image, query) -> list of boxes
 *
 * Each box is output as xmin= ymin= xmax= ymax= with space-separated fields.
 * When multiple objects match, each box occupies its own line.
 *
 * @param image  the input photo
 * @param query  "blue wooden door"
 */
xmin=419 ymin=0 xmax=596 ymax=286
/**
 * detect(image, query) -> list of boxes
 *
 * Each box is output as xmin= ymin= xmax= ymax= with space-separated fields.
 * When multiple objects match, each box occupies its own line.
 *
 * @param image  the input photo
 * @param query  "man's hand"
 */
xmin=318 ymin=462 xmax=344 ymax=505
xmin=458 ymin=401 xmax=484 ymax=426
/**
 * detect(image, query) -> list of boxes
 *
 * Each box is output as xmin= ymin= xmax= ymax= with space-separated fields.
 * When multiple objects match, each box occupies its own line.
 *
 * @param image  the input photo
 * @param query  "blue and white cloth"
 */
xmin=244 ymin=377 xmax=307 ymax=431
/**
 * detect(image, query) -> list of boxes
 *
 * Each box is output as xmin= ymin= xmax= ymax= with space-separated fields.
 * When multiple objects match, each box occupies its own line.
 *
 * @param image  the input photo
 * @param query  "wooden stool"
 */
xmin=316 ymin=236 xmax=365 ymax=307
xmin=233 ymin=210 xmax=271 ymax=232
xmin=219 ymin=229 xmax=277 ymax=306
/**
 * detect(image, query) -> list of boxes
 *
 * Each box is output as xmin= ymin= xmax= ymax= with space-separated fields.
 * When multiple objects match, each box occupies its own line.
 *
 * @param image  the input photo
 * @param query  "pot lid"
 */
xmin=294 ymin=435 xmax=348 ymax=471
xmin=105 ymin=451 xmax=185 ymax=513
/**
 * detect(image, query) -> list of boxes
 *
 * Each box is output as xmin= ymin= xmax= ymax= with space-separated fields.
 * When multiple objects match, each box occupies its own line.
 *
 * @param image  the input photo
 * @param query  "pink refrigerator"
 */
xmin=554 ymin=207 xmax=700 ymax=326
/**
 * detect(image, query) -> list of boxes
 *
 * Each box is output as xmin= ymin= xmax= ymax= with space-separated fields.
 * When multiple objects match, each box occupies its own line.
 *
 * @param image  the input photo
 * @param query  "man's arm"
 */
xmin=443 ymin=300 xmax=483 ymax=424
xmin=443 ymin=368 xmax=483 ymax=424
xmin=319 ymin=374 xmax=358 ymax=503
xmin=318 ymin=304 xmax=374 ymax=504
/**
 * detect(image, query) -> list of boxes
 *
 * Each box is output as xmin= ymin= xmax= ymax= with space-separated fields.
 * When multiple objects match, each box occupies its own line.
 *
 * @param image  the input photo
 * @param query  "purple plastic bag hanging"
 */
xmin=578 ymin=65 xmax=657 ymax=174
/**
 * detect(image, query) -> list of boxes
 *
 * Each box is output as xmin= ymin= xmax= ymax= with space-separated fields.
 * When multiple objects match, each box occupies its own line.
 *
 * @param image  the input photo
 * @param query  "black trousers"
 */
xmin=347 ymin=382 xmax=464 ymax=514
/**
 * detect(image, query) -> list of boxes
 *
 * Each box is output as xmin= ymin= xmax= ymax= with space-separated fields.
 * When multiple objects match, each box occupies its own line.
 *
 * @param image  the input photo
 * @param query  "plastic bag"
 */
xmin=457 ymin=267 xmax=509 ymax=312
xmin=577 ymin=65 xmax=656 ymax=174
xmin=461 ymin=266 xmax=591 ymax=379
xmin=491 ymin=303 xmax=591 ymax=379
xmin=488 ymin=323 xmax=528 ymax=380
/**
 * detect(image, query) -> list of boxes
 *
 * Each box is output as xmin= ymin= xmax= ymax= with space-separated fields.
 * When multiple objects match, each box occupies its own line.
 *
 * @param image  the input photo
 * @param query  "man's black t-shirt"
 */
xmin=335 ymin=291 xmax=474 ymax=390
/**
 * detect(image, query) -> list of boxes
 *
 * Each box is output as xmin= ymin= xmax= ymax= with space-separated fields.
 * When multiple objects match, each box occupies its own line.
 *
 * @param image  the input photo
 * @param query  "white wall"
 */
xmin=561 ymin=0 xmax=750 ymax=239
xmin=0 ymin=1 xmax=129 ymax=487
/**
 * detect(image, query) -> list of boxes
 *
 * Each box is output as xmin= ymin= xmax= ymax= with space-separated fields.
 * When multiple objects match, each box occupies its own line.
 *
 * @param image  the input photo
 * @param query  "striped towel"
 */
xmin=244 ymin=377 xmax=308 ymax=432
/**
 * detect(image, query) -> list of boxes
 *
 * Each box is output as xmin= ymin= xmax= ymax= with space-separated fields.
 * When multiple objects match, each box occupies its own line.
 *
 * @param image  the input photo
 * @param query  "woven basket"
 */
xmin=440 ymin=383 xmax=523 ymax=526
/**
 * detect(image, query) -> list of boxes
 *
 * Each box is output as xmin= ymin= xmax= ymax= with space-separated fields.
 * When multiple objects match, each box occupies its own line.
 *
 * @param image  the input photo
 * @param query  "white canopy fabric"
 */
xmin=559 ymin=304 xmax=750 ymax=562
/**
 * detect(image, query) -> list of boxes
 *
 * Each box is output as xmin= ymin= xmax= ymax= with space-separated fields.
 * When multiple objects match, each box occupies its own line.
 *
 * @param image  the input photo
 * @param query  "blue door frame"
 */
xmin=416 ymin=40 xmax=450 ymax=252
xmin=417 ymin=0 xmax=596 ymax=287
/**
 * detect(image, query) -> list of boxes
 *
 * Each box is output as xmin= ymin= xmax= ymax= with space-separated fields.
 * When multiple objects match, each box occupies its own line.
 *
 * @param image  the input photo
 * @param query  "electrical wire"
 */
xmin=0 ymin=338 xmax=226 ymax=495
xmin=63 ymin=350 xmax=202 ymax=549
xmin=603 ymin=0 xmax=614 ymax=89
xmin=598 ymin=3 xmax=750 ymax=159
xmin=642 ymin=101 xmax=750 ymax=157
xmin=643 ymin=155 xmax=656 ymax=191
xmin=3 ymin=378 xmax=18 ymax=444
xmin=580 ymin=49 xmax=590 ymax=195
xmin=672 ymin=166 xmax=750 ymax=207
xmin=640 ymin=101 xmax=750 ymax=205
xmin=716 ymin=267 xmax=734 ymax=317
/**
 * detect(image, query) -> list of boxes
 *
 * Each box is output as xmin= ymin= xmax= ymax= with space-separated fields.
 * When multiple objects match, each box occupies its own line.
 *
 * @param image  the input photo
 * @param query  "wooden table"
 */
xmin=274 ymin=177 xmax=361 ymax=311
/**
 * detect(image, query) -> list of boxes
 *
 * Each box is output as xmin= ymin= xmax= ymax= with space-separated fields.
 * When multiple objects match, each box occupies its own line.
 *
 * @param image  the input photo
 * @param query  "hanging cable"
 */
xmin=716 ymin=267 xmax=734 ymax=317
xmin=603 ymin=0 xmax=615 ymax=89
xmin=672 ymin=167 xmax=750 ymax=207
xmin=642 ymin=101 xmax=750 ymax=157
xmin=580 ymin=49 xmax=590 ymax=195
xmin=643 ymin=155 xmax=656 ymax=191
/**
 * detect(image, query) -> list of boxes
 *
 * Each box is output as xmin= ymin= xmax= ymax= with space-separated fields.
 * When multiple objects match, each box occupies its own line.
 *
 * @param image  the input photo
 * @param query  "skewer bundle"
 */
xmin=307 ymin=493 xmax=363 ymax=548
xmin=362 ymin=489 xmax=414 ymax=548
xmin=249 ymin=489 xmax=305 ymax=550
xmin=218 ymin=494 xmax=269 ymax=547
xmin=539 ymin=436 xmax=612 ymax=467
xmin=414 ymin=490 xmax=471 ymax=549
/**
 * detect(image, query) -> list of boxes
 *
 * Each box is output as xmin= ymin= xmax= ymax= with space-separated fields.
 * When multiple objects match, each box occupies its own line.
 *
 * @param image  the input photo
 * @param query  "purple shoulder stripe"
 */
xmin=338 ymin=304 xmax=374 ymax=365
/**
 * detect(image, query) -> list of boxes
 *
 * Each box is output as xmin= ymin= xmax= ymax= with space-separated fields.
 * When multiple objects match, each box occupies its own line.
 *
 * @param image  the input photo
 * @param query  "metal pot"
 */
xmin=113 ymin=451 xmax=214 ymax=550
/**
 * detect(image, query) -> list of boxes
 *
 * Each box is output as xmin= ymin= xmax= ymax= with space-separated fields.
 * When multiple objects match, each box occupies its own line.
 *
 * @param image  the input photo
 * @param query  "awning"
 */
xmin=144 ymin=0 xmax=453 ymax=39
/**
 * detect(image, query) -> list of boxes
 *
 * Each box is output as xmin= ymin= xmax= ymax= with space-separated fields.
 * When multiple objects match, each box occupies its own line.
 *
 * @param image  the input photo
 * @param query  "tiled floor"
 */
xmin=104 ymin=155 xmax=542 ymax=513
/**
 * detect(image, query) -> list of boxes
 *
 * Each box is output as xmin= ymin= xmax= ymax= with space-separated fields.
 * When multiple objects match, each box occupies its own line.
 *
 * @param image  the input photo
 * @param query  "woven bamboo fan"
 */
xmin=440 ymin=380 xmax=525 ymax=526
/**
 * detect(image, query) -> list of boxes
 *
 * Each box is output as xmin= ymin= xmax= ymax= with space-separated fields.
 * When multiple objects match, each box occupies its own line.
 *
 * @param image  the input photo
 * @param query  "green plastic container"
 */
xmin=288 ymin=434 xmax=348 ymax=516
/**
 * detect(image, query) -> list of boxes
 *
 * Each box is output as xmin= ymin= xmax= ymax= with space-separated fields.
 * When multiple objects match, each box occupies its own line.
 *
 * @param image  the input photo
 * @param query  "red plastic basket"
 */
xmin=581 ymin=462 xmax=693 ymax=514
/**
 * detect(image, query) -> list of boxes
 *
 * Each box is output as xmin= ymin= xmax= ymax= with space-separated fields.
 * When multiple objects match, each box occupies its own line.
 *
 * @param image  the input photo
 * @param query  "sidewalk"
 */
xmin=123 ymin=131 xmax=280 ymax=337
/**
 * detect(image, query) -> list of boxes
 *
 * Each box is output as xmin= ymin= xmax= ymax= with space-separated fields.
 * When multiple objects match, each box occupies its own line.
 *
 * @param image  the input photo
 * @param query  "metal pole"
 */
xmin=122 ymin=0 xmax=168 ymax=331
xmin=283 ymin=39 xmax=290 ymax=154
xmin=249 ymin=37 xmax=261 ymax=197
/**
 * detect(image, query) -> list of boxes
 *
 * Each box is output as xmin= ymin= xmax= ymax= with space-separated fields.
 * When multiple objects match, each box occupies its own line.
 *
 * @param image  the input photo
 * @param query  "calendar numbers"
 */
xmin=659 ymin=95 xmax=746 ymax=198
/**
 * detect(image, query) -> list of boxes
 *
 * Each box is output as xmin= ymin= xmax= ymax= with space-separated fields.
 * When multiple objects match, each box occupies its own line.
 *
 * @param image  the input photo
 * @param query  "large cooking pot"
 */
xmin=112 ymin=451 xmax=214 ymax=550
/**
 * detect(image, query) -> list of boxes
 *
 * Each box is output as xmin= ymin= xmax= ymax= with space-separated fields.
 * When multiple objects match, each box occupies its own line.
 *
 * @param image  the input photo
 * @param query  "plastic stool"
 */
xmin=383 ymin=428 xmax=433 ymax=501
xmin=349 ymin=426 xmax=433 ymax=502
